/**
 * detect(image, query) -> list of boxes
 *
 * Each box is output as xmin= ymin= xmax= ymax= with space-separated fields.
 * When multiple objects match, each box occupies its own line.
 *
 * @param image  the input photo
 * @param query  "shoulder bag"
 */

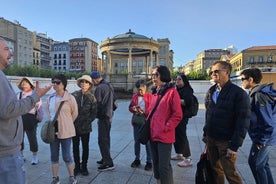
xmin=41 ymin=101 xmax=64 ymax=144
xmin=138 ymin=94 xmax=165 ymax=145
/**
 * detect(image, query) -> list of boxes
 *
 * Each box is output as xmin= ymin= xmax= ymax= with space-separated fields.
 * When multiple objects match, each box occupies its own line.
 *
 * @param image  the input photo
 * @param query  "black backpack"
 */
xmin=187 ymin=94 xmax=199 ymax=118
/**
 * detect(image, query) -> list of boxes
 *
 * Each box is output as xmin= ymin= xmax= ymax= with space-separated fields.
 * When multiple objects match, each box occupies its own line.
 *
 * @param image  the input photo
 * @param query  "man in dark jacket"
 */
xmin=241 ymin=68 xmax=276 ymax=184
xmin=203 ymin=61 xmax=251 ymax=184
xmin=90 ymin=71 xmax=115 ymax=172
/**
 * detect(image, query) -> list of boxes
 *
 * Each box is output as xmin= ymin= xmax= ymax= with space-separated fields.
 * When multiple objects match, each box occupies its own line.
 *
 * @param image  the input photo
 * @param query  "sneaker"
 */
xmin=171 ymin=154 xmax=184 ymax=160
xmin=130 ymin=159 xmax=141 ymax=168
xmin=144 ymin=162 xmax=152 ymax=171
xmin=177 ymin=158 xmax=193 ymax=167
xmin=69 ymin=176 xmax=77 ymax=184
xmin=98 ymin=163 xmax=115 ymax=172
xmin=96 ymin=159 xmax=103 ymax=165
xmin=51 ymin=176 xmax=60 ymax=184
xmin=31 ymin=156 xmax=38 ymax=165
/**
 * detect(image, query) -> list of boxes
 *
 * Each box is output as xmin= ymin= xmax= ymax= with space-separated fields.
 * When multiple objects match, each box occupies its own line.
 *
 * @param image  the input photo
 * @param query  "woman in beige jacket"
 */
xmin=46 ymin=74 xmax=78 ymax=184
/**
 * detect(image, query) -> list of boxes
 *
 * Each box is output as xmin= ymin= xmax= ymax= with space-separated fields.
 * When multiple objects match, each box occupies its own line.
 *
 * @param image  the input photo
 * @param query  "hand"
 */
xmin=226 ymin=148 xmax=237 ymax=158
xmin=34 ymin=81 xmax=52 ymax=98
xmin=256 ymin=144 xmax=264 ymax=150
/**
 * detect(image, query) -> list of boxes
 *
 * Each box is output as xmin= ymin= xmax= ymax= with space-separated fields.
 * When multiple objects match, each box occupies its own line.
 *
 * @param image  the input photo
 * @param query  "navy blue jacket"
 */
xmin=249 ymin=83 xmax=276 ymax=146
xmin=204 ymin=80 xmax=251 ymax=151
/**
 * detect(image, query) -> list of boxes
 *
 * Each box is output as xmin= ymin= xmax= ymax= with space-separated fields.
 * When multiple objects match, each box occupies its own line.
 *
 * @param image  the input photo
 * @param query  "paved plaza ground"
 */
xmin=22 ymin=95 xmax=276 ymax=184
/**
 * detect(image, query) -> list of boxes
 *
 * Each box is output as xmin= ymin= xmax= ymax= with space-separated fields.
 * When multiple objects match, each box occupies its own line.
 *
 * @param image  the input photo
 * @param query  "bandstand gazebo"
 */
xmin=100 ymin=29 xmax=160 ymax=76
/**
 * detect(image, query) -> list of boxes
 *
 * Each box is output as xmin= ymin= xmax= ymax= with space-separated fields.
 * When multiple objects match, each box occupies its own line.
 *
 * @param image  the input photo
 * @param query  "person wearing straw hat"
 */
xmin=72 ymin=75 xmax=97 ymax=176
xmin=17 ymin=77 xmax=43 ymax=165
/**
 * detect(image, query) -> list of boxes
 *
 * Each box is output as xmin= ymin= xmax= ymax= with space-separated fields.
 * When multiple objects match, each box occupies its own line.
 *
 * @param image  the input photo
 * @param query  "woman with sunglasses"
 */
xmin=71 ymin=75 xmax=97 ymax=176
xmin=171 ymin=74 xmax=194 ymax=167
xmin=149 ymin=65 xmax=182 ymax=184
xmin=46 ymin=74 xmax=78 ymax=184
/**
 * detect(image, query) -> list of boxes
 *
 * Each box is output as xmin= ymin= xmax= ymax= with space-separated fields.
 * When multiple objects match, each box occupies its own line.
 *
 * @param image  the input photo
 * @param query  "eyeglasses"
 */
xmin=241 ymin=77 xmax=249 ymax=81
xmin=176 ymin=78 xmax=182 ymax=81
xmin=209 ymin=69 xmax=225 ymax=76
xmin=151 ymin=73 xmax=159 ymax=77
xmin=80 ymin=80 xmax=89 ymax=84
xmin=52 ymin=80 xmax=61 ymax=85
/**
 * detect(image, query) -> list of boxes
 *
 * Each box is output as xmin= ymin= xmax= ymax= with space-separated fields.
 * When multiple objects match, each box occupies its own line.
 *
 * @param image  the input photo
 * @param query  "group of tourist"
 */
xmin=1 ymin=36 xmax=276 ymax=184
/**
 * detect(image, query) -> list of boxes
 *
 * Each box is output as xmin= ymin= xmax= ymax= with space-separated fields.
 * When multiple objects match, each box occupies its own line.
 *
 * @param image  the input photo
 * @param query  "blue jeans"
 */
xmin=133 ymin=124 xmax=152 ymax=162
xmin=248 ymin=143 xmax=274 ymax=184
xmin=0 ymin=151 xmax=25 ymax=184
xmin=50 ymin=137 xmax=73 ymax=164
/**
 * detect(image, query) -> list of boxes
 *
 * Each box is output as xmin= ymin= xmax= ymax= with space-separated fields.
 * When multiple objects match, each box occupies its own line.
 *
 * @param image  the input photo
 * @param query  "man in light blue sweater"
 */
xmin=0 ymin=37 xmax=52 ymax=184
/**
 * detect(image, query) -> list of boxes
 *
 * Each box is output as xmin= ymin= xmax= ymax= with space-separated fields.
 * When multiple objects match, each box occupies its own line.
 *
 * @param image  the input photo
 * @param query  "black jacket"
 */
xmin=72 ymin=90 xmax=97 ymax=135
xmin=177 ymin=86 xmax=193 ymax=119
xmin=204 ymin=81 xmax=251 ymax=151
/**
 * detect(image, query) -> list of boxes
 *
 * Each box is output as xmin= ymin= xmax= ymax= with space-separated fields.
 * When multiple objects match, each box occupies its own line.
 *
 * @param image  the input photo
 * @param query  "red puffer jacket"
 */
xmin=149 ymin=87 xmax=182 ymax=143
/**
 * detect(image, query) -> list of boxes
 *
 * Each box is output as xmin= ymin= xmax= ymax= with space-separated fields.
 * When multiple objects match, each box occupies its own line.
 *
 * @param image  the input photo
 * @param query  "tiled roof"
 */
xmin=246 ymin=46 xmax=276 ymax=51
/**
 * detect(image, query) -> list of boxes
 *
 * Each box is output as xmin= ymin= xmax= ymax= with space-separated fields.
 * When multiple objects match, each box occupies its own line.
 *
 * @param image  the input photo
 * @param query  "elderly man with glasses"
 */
xmin=203 ymin=61 xmax=251 ymax=184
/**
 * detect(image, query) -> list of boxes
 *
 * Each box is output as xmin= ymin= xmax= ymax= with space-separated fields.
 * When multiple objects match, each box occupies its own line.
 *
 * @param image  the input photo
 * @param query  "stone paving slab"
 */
xmin=23 ymin=99 xmax=276 ymax=184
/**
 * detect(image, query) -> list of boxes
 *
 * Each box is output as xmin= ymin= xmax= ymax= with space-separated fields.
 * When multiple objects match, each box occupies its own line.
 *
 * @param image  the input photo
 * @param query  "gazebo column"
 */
xmin=155 ymin=52 xmax=159 ymax=66
xmin=149 ymin=50 xmax=153 ymax=73
xmin=145 ymin=55 xmax=148 ymax=77
xmin=106 ymin=51 xmax=111 ymax=81
xmin=128 ymin=48 xmax=132 ymax=74
xmin=101 ymin=52 xmax=104 ymax=72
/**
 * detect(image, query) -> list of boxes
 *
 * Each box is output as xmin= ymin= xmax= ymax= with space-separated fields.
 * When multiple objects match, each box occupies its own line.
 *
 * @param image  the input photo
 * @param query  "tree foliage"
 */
xmin=171 ymin=70 xmax=209 ymax=80
xmin=3 ymin=65 xmax=89 ymax=79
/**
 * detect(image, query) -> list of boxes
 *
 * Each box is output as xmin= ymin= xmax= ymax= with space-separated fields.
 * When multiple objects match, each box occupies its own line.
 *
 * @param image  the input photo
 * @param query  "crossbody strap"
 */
xmin=52 ymin=101 xmax=65 ymax=123
xmin=147 ymin=90 xmax=167 ymax=122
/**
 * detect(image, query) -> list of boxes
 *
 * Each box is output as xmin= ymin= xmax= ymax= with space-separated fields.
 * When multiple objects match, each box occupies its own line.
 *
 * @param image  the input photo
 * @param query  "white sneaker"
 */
xmin=31 ymin=156 xmax=38 ymax=165
xmin=69 ymin=176 xmax=77 ymax=184
xmin=177 ymin=158 xmax=193 ymax=167
xmin=171 ymin=154 xmax=184 ymax=160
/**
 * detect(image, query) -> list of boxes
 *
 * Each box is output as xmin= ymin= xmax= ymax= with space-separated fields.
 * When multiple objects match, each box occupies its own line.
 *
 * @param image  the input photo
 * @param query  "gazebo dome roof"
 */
xmin=113 ymin=29 xmax=149 ymax=39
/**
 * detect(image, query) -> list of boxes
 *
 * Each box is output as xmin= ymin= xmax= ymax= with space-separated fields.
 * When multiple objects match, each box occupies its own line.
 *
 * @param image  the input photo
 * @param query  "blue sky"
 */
xmin=2 ymin=0 xmax=276 ymax=66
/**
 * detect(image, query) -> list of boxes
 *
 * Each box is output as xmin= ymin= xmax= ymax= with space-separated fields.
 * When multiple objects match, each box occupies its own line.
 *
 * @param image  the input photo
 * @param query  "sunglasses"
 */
xmin=52 ymin=80 xmax=61 ymax=85
xmin=209 ymin=69 xmax=225 ymax=76
xmin=151 ymin=73 xmax=159 ymax=77
xmin=80 ymin=80 xmax=90 ymax=84
xmin=176 ymin=78 xmax=182 ymax=81
xmin=241 ymin=77 xmax=249 ymax=81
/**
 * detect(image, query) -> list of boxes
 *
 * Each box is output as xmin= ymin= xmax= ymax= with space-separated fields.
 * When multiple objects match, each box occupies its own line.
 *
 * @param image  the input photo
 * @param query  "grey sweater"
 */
xmin=0 ymin=71 xmax=40 ymax=157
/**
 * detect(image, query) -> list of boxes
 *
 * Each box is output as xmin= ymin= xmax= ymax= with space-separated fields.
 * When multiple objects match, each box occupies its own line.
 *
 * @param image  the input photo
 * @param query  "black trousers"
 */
xmin=173 ymin=118 xmax=191 ymax=157
xmin=72 ymin=133 xmax=90 ymax=167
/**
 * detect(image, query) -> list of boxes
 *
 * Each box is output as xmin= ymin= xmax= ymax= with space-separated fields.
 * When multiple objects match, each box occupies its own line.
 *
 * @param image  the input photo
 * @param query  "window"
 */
xmin=267 ymin=56 xmax=272 ymax=62
xmin=258 ymin=56 xmax=263 ymax=63
xmin=249 ymin=57 xmax=254 ymax=63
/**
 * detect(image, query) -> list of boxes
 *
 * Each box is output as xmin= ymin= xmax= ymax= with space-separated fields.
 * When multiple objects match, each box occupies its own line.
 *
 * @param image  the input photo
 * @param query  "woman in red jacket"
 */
xmin=128 ymin=79 xmax=152 ymax=171
xmin=150 ymin=66 xmax=183 ymax=184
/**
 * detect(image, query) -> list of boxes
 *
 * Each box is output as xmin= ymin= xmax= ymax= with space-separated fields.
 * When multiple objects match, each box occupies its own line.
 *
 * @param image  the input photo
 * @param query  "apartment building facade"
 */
xmin=69 ymin=38 xmax=98 ymax=72
xmin=51 ymin=42 xmax=70 ymax=72
xmin=0 ymin=18 xmax=33 ymax=66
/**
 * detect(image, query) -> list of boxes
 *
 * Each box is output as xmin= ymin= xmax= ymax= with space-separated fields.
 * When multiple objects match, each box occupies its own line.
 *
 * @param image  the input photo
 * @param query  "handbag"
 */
xmin=132 ymin=113 xmax=146 ymax=125
xmin=35 ymin=106 xmax=43 ymax=122
xmin=195 ymin=146 xmax=214 ymax=184
xmin=40 ymin=101 xmax=64 ymax=144
xmin=138 ymin=94 xmax=165 ymax=145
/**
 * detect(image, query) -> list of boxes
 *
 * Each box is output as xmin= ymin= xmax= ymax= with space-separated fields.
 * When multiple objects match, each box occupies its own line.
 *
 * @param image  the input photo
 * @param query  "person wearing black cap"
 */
xmin=90 ymin=71 xmax=115 ymax=172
